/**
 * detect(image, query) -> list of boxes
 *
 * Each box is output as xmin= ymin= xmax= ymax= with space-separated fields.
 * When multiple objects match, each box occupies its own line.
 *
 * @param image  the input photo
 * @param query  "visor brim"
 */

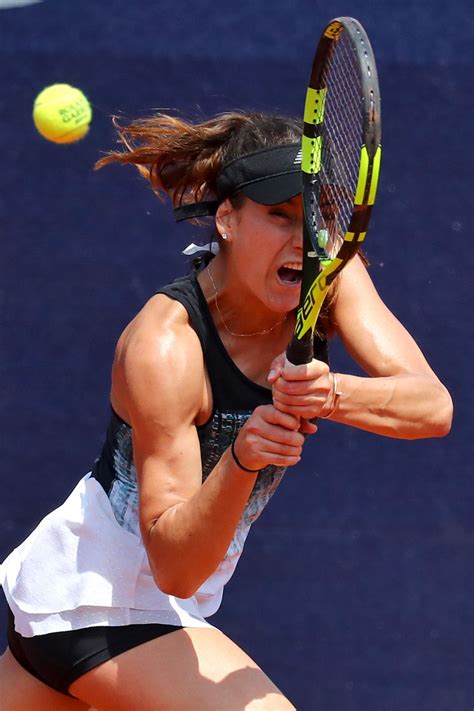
xmin=239 ymin=170 xmax=302 ymax=206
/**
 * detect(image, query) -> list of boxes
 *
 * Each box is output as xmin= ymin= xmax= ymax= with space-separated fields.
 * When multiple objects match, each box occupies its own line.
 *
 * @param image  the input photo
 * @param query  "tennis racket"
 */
xmin=286 ymin=16 xmax=382 ymax=366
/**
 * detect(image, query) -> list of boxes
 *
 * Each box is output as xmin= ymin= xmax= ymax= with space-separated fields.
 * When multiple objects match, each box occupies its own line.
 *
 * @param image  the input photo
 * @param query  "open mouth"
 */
xmin=277 ymin=263 xmax=302 ymax=285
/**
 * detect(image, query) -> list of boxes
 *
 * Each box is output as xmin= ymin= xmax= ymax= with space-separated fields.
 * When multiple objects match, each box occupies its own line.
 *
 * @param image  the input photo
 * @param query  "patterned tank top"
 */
xmin=91 ymin=270 xmax=329 ymax=556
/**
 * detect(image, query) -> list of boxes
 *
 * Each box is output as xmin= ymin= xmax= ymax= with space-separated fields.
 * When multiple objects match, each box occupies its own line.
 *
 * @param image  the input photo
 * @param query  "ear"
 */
xmin=215 ymin=199 xmax=235 ymax=240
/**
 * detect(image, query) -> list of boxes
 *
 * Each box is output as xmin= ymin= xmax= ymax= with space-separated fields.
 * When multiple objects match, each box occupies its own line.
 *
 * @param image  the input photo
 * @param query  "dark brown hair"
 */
xmin=95 ymin=111 xmax=302 ymax=209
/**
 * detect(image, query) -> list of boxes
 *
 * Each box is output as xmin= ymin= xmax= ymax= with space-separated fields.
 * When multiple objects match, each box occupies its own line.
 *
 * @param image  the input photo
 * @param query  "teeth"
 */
xmin=282 ymin=263 xmax=302 ymax=270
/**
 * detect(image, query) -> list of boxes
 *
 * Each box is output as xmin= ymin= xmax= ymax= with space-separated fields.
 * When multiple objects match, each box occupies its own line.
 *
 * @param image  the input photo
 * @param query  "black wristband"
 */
xmin=231 ymin=437 xmax=261 ymax=473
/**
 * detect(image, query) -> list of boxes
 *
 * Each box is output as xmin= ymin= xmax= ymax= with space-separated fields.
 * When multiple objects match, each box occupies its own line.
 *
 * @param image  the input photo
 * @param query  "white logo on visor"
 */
xmin=293 ymin=149 xmax=302 ymax=165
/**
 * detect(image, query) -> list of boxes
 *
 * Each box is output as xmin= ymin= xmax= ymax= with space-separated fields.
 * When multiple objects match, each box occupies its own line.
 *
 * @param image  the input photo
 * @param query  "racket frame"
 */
xmin=287 ymin=16 xmax=382 ymax=365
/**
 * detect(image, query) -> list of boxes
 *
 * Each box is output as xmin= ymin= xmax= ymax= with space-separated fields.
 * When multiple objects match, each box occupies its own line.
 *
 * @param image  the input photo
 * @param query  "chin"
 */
xmin=275 ymin=279 xmax=301 ymax=303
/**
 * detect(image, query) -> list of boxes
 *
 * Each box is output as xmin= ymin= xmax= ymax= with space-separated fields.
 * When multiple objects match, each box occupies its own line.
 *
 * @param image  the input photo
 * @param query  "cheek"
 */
xmin=235 ymin=226 xmax=269 ymax=260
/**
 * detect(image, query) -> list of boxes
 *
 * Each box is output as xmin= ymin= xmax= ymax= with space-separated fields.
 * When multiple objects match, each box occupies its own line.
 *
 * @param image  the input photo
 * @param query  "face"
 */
xmin=217 ymin=194 xmax=304 ymax=314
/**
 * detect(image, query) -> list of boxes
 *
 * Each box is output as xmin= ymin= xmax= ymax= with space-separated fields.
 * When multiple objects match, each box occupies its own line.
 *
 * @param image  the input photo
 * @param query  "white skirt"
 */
xmin=0 ymin=474 xmax=247 ymax=637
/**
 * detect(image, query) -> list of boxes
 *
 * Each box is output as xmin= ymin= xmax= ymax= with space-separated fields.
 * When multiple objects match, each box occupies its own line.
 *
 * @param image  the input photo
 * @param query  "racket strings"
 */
xmin=309 ymin=31 xmax=364 ymax=259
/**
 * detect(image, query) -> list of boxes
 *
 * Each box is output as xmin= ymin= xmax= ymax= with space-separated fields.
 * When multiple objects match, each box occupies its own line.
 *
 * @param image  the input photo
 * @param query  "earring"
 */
xmin=221 ymin=232 xmax=228 ymax=240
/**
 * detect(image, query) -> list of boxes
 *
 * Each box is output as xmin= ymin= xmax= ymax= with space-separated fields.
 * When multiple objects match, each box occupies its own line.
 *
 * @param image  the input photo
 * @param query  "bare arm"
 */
xmin=113 ymin=296 xmax=304 ymax=599
xmin=270 ymin=257 xmax=453 ymax=439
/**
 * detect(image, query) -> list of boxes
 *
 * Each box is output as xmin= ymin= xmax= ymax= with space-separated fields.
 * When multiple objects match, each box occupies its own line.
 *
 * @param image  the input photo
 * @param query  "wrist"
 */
xmin=230 ymin=437 xmax=261 ymax=474
xmin=320 ymin=372 xmax=342 ymax=419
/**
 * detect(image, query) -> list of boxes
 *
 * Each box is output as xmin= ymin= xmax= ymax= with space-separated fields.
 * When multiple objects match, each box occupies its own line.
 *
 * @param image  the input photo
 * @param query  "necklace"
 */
xmin=207 ymin=267 xmax=287 ymax=338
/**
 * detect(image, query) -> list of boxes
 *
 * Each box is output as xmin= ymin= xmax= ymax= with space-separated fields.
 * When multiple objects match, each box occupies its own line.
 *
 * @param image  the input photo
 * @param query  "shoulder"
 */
xmin=112 ymin=293 xmax=206 ymax=428
xmin=118 ymin=293 xmax=203 ymax=368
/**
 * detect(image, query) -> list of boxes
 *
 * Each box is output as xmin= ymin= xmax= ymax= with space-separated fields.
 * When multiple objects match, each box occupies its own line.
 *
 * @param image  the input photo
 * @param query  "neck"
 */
xmin=199 ymin=258 xmax=292 ymax=340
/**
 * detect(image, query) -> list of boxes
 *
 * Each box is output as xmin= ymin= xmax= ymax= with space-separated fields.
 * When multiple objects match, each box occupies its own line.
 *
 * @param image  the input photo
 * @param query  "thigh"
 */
xmin=0 ymin=648 xmax=90 ymax=711
xmin=69 ymin=626 xmax=297 ymax=711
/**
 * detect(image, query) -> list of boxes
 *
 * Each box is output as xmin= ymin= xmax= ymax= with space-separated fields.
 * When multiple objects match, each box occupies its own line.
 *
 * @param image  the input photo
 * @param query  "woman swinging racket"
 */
xmin=0 ymin=111 xmax=452 ymax=711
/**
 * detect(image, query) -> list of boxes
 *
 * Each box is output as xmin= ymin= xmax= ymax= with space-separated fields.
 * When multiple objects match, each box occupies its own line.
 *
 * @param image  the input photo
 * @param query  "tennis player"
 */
xmin=0 ymin=111 xmax=452 ymax=711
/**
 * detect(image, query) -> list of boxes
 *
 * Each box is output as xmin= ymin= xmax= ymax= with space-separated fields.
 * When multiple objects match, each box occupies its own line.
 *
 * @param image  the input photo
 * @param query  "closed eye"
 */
xmin=269 ymin=209 xmax=290 ymax=219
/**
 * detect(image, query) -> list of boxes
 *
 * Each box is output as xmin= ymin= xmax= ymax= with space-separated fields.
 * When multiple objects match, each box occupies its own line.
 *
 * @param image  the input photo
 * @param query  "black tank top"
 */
xmin=91 ymin=272 xmax=328 ymax=535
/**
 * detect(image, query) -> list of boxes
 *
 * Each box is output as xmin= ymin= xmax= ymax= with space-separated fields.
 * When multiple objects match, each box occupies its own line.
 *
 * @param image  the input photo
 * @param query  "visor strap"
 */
xmin=174 ymin=200 xmax=219 ymax=222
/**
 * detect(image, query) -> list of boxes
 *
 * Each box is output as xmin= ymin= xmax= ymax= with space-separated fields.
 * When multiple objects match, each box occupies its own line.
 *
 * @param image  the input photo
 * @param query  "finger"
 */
xmin=259 ymin=440 xmax=304 ymax=460
xmin=265 ymin=454 xmax=301 ymax=468
xmin=260 ymin=405 xmax=301 ymax=431
xmin=299 ymin=420 xmax=318 ymax=435
xmin=232 ymin=436 xmax=301 ymax=471
xmin=272 ymin=402 xmax=326 ymax=424
xmin=246 ymin=418 xmax=305 ymax=448
xmin=272 ymin=397 xmax=326 ymax=418
xmin=267 ymin=352 xmax=286 ymax=384
xmin=272 ymin=391 xmax=325 ymax=410
xmin=273 ymin=378 xmax=329 ymax=397
xmin=263 ymin=426 xmax=306 ymax=448
xmin=258 ymin=431 xmax=305 ymax=459
xmin=281 ymin=358 xmax=329 ymax=382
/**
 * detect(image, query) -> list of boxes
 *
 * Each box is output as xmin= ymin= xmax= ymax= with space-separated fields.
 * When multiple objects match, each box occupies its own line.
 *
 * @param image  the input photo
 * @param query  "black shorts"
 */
xmin=6 ymin=605 xmax=183 ymax=697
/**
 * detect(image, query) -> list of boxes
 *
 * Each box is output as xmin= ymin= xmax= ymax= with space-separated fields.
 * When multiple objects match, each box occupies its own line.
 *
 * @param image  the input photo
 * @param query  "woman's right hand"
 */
xmin=232 ymin=404 xmax=313 ymax=471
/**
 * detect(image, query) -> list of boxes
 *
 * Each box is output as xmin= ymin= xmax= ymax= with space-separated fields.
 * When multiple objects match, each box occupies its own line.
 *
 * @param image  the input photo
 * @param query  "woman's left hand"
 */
xmin=268 ymin=352 xmax=333 ymax=421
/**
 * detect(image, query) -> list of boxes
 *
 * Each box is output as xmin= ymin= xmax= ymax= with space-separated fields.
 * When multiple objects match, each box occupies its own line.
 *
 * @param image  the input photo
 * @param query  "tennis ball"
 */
xmin=33 ymin=84 xmax=92 ymax=144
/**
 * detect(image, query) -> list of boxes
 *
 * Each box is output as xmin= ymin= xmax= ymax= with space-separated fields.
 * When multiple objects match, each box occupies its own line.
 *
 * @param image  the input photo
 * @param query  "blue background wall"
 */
xmin=0 ymin=1 xmax=472 ymax=709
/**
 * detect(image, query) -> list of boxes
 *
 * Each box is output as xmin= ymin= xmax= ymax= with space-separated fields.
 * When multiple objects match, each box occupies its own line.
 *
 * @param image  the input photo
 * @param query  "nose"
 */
xmin=290 ymin=220 xmax=304 ymax=251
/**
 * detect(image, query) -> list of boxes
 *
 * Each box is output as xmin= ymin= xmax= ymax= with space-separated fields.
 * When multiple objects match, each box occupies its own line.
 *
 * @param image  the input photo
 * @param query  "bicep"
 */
xmin=331 ymin=256 xmax=439 ymax=379
xmin=134 ymin=423 xmax=203 ymax=544
xmin=113 ymin=303 xmax=207 ymax=541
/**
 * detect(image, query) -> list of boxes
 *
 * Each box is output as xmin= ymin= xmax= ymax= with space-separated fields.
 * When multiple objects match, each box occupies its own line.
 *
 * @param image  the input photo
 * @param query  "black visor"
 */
xmin=174 ymin=142 xmax=302 ymax=222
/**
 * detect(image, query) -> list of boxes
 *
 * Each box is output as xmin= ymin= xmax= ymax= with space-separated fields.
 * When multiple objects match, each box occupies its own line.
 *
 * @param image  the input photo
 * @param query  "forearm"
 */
xmin=146 ymin=448 xmax=256 ymax=598
xmin=328 ymin=371 xmax=453 ymax=439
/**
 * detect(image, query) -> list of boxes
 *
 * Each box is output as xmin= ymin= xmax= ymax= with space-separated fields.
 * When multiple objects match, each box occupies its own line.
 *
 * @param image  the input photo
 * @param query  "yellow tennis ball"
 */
xmin=33 ymin=84 xmax=92 ymax=144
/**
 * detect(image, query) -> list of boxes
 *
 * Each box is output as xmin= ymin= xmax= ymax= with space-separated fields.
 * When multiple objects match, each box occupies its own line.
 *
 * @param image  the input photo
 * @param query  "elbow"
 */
xmin=403 ymin=382 xmax=453 ymax=440
xmin=142 ymin=511 xmax=200 ymax=599
xmin=434 ymin=410 xmax=453 ymax=439
xmin=150 ymin=556 xmax=201 ymax=599
xmin=153 ymin=572 xmax=199 ymax=599
xmin=427 ymin=385 xmax=454 ymax=438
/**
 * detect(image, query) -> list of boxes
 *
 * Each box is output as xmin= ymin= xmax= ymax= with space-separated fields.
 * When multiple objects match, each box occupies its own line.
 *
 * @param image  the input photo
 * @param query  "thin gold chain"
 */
xmin=207 ymin=267 xmax=287 ymax=338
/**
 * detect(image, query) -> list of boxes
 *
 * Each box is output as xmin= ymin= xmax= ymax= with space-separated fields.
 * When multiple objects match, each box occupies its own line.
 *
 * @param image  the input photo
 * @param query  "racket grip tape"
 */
xmin=286 ymin=330 xmax=314 ymax=365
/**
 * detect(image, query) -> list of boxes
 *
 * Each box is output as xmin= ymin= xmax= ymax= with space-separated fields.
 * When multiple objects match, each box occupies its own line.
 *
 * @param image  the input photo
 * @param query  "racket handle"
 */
xmin=286 ymin=331 xmax=313 ymax=365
